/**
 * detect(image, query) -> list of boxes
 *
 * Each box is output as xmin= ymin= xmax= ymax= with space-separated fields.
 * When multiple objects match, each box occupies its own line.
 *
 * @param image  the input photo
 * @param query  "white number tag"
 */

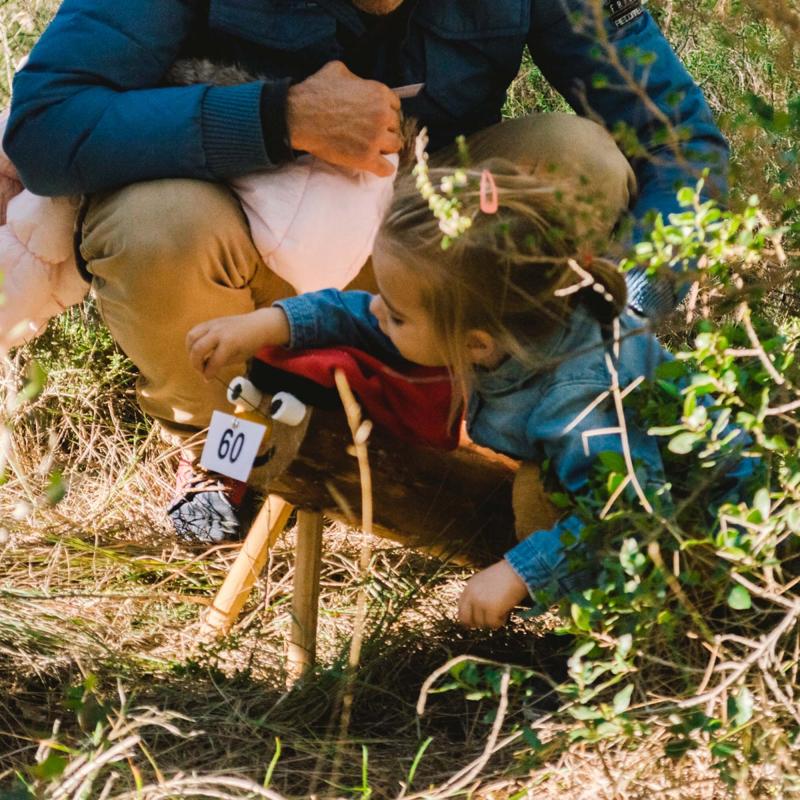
xmin=200 ymin=411 xmax=266 ymax=483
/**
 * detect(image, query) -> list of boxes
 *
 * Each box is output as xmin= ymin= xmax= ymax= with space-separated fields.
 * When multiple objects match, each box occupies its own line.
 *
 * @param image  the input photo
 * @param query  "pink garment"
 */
xmin=0 ymin=108 xmax=88 ymax=352
xmin=232 ymin=154 xmax=396 ymax=294
xmin=0 ymin=106 xmax=396 ymax=352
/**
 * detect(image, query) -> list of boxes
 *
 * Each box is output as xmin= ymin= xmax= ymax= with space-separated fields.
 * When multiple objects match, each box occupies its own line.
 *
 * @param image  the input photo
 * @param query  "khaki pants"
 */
xmin=81 ymin=113 xmax=635 ymax=453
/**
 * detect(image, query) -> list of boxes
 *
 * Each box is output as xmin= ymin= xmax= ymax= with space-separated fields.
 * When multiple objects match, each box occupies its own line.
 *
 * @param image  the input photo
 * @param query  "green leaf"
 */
xmin=612 ymin=684 xmax=634 ymax=715
xmin=549 ymin=492 xmax=573 ymax=509
xmin=30 ymin=754 xmax=68 ymax=781
xmin=45 ymin=471 xmax=67 ymax=506
xmin=787 ymin=505 xmax=800 ymax=534
xmin=17 ymin=361 xmax=47 ymax=407
xmin=648 ymin=424 xmax=685 ymax=436
xmin=727 ymin=585 xmax=751 ymax=610
xmin=665 ymin=738 xmax=697 ymax=759
xmin=598 ymin=451 xmax=626 ymax=473
xmin=522 ymin=728 xmax=543 ymax=750
xmin=656 ymin=379 xmax=680 ymax=398
xmin=710 ymin=741 xmax=739 ymax=759
xmin=733 ymin=687 xmax=754 ymax=727
xmin=668 ymin=432 xmax=701 ymax=454
xmin=753 ymin=488 xmax=770 ymax=522
xmin=616 ymin=633 xmax=633 ymax=658
xmin=596 ymin=721 xmax=621 ymax=738
xmin=569 ymin=705 xmax=603 ymax=721
xmin=656 ymin=360 xmax=687 ymax=380
xmin=570 ymin=603 xmax=592 ymax=631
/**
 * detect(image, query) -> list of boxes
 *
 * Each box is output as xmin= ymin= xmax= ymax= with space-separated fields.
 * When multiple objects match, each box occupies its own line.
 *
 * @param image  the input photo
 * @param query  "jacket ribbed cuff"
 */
xmin=260 ymin=78 xmax=295 ymax=165
xmin=201 ymin=82 xmax=269 ymax=177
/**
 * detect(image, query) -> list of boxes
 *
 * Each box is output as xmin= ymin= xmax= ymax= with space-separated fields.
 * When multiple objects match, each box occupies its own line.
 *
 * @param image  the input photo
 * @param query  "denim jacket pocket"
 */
xmin=414 ymin=0 xmax=529 ymax=40
xmin=208 ymin=0 xmax=336 ymax=50
xmin=411 ymin=0 xmax=528 ymax=133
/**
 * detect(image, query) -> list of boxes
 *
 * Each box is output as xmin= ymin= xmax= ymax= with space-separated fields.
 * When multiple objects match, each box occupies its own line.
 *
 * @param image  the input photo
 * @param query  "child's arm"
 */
xmin=458 ymin=560 xmax=528 ymax=629
xmin=187 ymin=289 xmax=400 ymax=379
xmin=458 ymin=373 xmax=666 ymax=629
xmin=273 ymin=289 xmax=399 ymax=356
xmin=507 ymin=376 xmax=665 ymax=595
xmin=187 ymin=307 xmax=291 ymax=380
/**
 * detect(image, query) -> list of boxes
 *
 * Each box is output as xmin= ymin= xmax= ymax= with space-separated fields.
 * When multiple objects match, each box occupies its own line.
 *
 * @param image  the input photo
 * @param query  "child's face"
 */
xmin=369 ymin=256 xmax=446 ymax=367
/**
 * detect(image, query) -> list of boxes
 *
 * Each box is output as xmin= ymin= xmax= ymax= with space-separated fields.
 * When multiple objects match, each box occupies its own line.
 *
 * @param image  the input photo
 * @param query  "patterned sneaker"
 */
xmin=167 ymin=458 xmax=254 ymax=543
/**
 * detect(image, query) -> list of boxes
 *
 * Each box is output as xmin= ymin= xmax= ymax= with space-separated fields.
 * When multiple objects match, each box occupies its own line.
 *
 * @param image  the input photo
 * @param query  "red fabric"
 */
xmin=254 ymin=345 xmax=459 ymax=450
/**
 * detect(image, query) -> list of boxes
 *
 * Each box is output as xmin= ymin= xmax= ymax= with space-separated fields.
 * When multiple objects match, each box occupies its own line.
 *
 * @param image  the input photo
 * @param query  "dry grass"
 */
xmin=1 ymin=307 xmax=762 ymax=798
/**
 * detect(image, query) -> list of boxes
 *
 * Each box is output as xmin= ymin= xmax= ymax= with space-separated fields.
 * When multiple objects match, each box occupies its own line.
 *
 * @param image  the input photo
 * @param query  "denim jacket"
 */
xmin=275 ymin=289 xmax=689 ymax=594
xmin=6 ymin=0 xmax=726 ymax=315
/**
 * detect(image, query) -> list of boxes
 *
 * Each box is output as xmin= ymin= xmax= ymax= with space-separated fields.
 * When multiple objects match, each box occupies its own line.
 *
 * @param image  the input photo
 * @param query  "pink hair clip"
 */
xmin=479 ymin=169 xmax=499 ymax=214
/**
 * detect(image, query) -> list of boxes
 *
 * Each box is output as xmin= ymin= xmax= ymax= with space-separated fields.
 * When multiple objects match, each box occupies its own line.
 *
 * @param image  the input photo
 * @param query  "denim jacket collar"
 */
xmin=472 ymin=317 xmax=572 ymax=398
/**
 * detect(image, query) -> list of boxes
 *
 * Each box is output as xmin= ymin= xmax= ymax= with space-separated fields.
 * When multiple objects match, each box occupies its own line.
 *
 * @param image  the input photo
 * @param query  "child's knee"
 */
xmin=512 ymin=461 xmax=560 ymax=540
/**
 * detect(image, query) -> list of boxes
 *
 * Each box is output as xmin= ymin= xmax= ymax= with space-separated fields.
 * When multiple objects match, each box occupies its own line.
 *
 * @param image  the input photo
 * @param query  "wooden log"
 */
xmin=288 ymin=509 xmax=323 ymax=678
xmin=261 ymin=408 xmax=551 ymax=567
xmin=200 ymin=495 xmax=294 ymax=637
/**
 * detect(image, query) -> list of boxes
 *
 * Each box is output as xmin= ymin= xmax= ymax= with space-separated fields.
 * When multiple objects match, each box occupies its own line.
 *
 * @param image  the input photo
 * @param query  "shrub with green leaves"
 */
xmin=430 ymin=182 xmax=800 ymax=792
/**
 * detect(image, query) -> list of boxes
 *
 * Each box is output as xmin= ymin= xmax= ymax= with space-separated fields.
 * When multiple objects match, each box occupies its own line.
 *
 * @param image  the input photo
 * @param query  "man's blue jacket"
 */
xmin=4 ymin=0 xmax=728 ymax=318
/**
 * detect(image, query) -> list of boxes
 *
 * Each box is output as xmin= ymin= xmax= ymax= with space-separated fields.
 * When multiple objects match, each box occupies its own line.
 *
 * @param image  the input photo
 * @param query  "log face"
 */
xmin=259 ymin=408 xmax=519 ymax=566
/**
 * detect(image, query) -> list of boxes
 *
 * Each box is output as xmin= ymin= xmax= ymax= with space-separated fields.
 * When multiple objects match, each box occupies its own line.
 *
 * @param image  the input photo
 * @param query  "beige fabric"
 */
xmin=432 ymin=113 xmax=636 ymax=251
xmin=82 ymin=179 xmax=293 ymax=452
xmin=82 ymin=113 xmax=635 ymax=453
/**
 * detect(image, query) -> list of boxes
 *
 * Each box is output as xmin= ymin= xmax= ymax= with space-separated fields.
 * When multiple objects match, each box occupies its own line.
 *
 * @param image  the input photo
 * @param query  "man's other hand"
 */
xmin=287 ymin=61 xmax=402 ymax=177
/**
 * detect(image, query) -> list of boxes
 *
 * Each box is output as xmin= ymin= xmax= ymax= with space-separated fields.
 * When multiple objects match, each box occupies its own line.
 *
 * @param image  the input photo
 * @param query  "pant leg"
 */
xmin=81 ymin=179 xmax=294 ymax=455
xmin=432 ymin=112 xmax=637 ymax=253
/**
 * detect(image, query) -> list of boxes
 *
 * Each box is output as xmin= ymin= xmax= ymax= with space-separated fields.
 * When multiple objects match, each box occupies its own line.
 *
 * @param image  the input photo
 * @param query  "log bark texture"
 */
xmin=259 ymin=407 xmax=523 ymax=567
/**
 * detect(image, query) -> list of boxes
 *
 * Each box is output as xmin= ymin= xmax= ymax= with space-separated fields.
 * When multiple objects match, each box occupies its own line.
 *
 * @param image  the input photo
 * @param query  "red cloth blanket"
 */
xmin=253 ymin=345 xmax=459 ymax=450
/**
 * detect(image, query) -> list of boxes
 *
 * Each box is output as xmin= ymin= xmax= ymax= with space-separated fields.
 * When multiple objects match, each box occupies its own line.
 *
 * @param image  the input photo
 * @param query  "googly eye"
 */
xmin=227 ymin=377 xmax=263 ymax=409
xmin=269 ymin=392 xmax=307 ymax=426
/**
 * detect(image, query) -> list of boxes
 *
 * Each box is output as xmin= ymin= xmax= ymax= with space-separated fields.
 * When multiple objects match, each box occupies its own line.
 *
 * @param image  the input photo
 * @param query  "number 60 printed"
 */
xmin=201 ymin=411 xmax=267 ymax=482
xmin=217 ymin=428 xmax=246 ymax=464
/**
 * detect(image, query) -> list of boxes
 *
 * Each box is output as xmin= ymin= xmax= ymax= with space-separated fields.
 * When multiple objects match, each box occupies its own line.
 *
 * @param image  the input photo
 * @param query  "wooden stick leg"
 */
xmin=200 ymin=495 xmax=294 ymax=637
xmin=288 ymin=509 xmax=323 ymax=679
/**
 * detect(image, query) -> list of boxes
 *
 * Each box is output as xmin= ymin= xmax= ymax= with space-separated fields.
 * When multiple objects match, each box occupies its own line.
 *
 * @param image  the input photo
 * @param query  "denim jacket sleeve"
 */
xmin=4 ymin=0 xmax=271 ymax=196
xmin=504 ymin=372 xmax=666 ymax=594
xmin=274 ymin=289 xmax=402 ymax=360
xmin=528 ymin=0 xmax=729 ymax=319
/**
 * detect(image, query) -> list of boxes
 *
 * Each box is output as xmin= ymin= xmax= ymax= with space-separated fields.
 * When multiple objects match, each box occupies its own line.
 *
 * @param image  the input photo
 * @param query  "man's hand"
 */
xmin=287 ymin=61 xmax=402 ymax=177
xmin=186 ymin=307 xmax=290 ymax=381
xmin=458 ymin=560 xmax=530 ymax=629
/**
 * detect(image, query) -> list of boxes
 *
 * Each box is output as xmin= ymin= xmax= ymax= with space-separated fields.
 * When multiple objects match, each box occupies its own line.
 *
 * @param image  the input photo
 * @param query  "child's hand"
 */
xmin=186 ymin=308 xmax=290 ymax=380
xmin=458 ymin=559 xmax=529 ymax=629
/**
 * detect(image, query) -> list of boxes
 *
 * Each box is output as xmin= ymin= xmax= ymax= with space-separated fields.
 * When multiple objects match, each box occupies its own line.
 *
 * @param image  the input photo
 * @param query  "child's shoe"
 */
xmin=167 ymin=458 xmax=254 ymax=543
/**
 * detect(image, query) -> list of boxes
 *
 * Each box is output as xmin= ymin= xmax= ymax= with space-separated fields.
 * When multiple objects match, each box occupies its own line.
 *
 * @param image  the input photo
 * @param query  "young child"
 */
xmin=186 ymin=157 xmax=747 ymax=630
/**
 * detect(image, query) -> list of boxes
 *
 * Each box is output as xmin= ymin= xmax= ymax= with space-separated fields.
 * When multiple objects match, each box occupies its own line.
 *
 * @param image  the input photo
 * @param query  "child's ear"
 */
xmin=465 ymin=330 xmax=502 ymax=367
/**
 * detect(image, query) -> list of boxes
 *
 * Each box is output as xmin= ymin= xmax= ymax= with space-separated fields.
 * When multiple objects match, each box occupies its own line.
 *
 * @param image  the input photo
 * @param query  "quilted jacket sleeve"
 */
xmin=4 ymin=0 xmax=270 ymax=196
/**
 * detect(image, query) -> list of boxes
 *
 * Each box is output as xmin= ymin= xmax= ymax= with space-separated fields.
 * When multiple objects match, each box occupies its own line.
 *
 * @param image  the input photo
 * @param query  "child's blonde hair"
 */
xmin=375 ymin=158 xmax=628 ymax=406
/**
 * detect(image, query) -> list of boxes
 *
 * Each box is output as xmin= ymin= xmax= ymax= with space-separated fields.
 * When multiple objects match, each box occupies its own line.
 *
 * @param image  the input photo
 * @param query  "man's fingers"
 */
xmin=366 ymin=154 xmax=398 ymax=178
xmin=378 ymin=130 xmax=403 ymax=155
xmin=385 ymin=88 xmax=401 ymax=111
